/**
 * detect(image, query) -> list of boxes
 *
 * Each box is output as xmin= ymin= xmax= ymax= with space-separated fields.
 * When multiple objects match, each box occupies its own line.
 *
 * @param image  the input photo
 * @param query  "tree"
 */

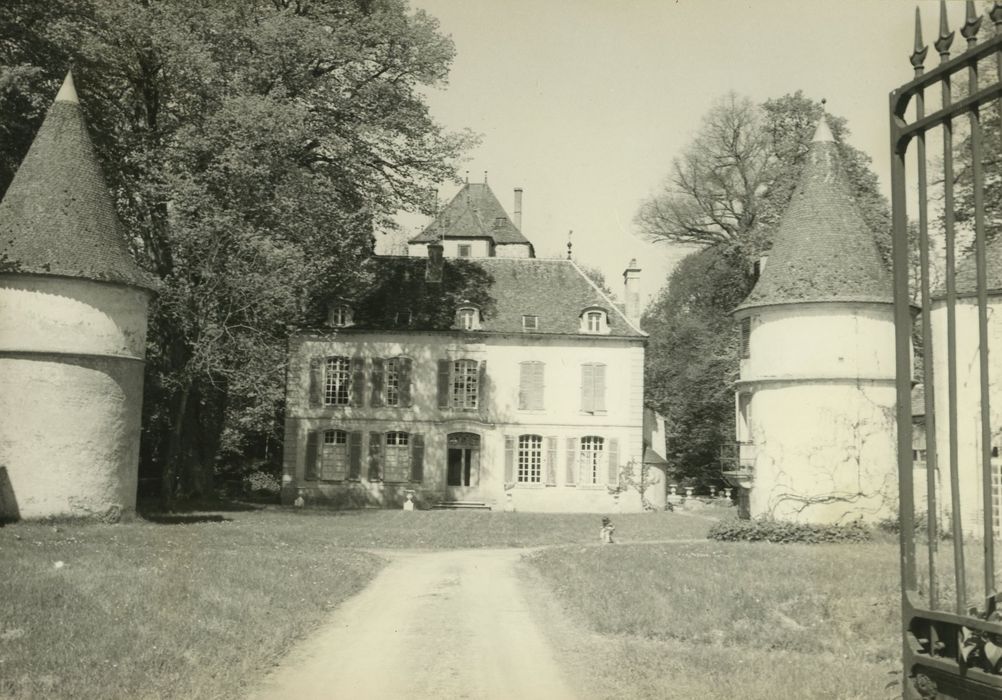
xmin=0 ymin=0 xmax=477 ymax=504
xmin=578 ymin=263 xmax=615 ymax=298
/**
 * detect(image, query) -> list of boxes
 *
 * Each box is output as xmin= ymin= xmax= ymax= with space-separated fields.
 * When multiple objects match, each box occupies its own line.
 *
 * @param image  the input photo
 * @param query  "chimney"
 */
xmin=623 ymin=258 xmax=641 ymax=327
xmin=426 ymin=241 xmax=444 ymax=282
xmin=513 ymin=188 xmax=523 ymax=230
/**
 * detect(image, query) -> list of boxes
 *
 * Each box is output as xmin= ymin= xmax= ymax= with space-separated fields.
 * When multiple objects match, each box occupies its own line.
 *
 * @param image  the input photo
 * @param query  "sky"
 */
xmin=395 ymin=0 xmax=946 ymax=308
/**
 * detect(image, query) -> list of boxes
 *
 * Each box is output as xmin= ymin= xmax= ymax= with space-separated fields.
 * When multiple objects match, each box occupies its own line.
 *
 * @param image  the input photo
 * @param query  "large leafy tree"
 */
xmin=639 ymin=92 xmax=890 ymax=487
xmin=0 ymin=0 xmax=476 ymax=502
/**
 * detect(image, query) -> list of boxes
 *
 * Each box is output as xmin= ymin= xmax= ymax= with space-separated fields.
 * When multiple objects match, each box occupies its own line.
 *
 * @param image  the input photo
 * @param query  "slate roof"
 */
xmin=734 ymin=119 xmax=892 ymax=313
xmin=408 ymin=182 xmax=533 ymax=249
xmin=944 ymin=239 xmax=1002 ymax=298
xmin=0 ymin=73 xmax=156 ymax=290
xmin=338 ymin=256 xmax=644 ymax=338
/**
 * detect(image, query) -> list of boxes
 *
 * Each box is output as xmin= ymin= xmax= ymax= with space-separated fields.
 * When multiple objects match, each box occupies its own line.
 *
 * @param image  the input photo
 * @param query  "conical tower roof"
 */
xmin=734 ymin=117 xmax=891 ymax=313
xmin=0 ymin=72 xmax=156 ymax=290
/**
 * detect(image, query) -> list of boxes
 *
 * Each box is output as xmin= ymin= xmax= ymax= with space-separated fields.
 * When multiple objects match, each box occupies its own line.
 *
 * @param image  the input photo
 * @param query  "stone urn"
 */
xmin=403 ymin=490 xmax=416 ymax=511
xmin=724 ymin=487 xmax=733 ymax=500
xmin=684 ymin=486 xmax=694 ymax=499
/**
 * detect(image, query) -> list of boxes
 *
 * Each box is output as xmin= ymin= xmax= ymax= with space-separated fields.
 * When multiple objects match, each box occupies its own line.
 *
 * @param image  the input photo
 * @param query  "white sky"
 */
xmin=397 ymin=0 xmax=947 ymax=308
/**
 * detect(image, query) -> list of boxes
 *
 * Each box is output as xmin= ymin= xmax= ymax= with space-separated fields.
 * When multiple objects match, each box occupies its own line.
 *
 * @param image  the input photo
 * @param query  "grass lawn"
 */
xmin=0 ymin=506 xmax=710 ymax=699
xmin=525 ymin=539 xmax=904 ymax=700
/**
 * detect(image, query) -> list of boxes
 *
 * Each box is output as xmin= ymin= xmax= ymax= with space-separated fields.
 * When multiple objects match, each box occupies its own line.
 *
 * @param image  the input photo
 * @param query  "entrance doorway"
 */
xmin=446 ymin=432 xmax=480 ymax=497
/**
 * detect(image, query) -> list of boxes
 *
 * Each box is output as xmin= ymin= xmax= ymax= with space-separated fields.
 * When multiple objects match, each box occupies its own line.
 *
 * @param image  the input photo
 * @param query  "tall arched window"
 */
xmin=321 ymin=430 xmax=348 ymax=480
xmin=457 ymin=307 xmax=480 ymax=330
xmin=451 ymin=359 xmax=479 ymax=409
xmin=324 ymin=357 xmax=351 ymax=406
xmin=517 ymin=434 xmax=543 ymax=483
xmin=579 ymin=436 xmax=605 ymax=484
xmin=383 ymin=431 xmax=411 ymax=482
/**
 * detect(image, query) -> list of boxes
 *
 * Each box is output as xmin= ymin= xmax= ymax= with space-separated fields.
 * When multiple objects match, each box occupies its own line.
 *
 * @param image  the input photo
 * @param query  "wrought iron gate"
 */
xmin=891 ymin=2 xmax=1002 ymax=697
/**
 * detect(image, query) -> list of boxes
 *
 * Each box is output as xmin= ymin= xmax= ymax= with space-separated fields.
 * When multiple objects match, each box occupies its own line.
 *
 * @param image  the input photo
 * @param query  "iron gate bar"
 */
xmin=911 ymin=7 xmax=941 ymax=613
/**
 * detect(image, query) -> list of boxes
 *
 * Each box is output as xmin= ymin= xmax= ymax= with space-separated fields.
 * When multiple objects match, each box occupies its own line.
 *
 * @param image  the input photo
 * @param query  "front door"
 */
xmin=446 ymin=432 xmax=480 ymax=499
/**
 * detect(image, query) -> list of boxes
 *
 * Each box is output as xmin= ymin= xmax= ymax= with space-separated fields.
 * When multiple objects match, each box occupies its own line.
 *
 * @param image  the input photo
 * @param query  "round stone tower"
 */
xmin=0 ymin=73 xmax=156 ymax=521
xmin=729 ymin=118 xmax=897 ymax=525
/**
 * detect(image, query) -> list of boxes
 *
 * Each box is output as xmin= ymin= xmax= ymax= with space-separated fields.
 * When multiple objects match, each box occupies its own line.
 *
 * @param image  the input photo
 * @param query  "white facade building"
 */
xmin=728 ymin=119 xmax=898 ymax=524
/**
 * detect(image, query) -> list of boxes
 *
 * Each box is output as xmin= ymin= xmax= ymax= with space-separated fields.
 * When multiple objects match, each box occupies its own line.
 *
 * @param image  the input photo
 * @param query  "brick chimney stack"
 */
xmin=623 ymin=258 xmax=641 ymax=327
xmin=513 ymin=188 xmax=523 ymax=230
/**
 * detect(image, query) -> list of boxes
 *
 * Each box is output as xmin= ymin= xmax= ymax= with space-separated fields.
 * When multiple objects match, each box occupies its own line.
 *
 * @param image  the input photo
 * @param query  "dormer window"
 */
xmin=494 ymin=217 xmax=506 ymax=229
xmin=458 ymin=244 xmax=472 ymax=258
xmin=522 ymin=315 xmax=538 ymax=331
xmin=328 ymin=304 xmax=352 ymax=327
xmin=457 ymin=307 xmax=480 ymax=330
xmin=580 ymin=308 xmax=609 ymax=335
xmin=396 ymin=310 xmax=412 ymax=327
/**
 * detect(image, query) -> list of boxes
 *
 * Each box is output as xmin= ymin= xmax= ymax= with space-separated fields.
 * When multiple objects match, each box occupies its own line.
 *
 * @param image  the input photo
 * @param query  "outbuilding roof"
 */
xmin=408 ymin=182 xmax=533 ymax=249
xmin=0 ymin=72 xmax=156 ymax=290
xmin=734 ymin=118 xmax=891 ymax=313
xmin=333 ymin=256 xmax=644 ymax=338
xmin=944 ymin=238 xmax=1002 ymax=298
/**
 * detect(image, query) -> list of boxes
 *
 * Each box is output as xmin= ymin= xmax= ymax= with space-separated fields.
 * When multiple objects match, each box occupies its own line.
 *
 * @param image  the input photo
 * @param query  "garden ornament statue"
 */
xmin=600 ymin=516 xmax=615 ymax=544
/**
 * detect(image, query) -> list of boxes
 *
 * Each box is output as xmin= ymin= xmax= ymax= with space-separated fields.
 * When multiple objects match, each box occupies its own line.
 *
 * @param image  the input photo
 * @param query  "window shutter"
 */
xmin=594 ymin=364 xmax=606 ymax=412
xmin=370 ymin=358 xmax=384 ymax=407
xmin=565 ymin=437 xmax=577 ymax=486
xmin=518 ymin=363 xmax=529 ymax=410
xmin=368 ymin=432 xmax=382 ymax=481
xmin=400 ymin=357 xmax=413 ymax=407
xmin=350 ymin=357 xmax=366 ymax=407
xmin=504 ymin=435 xmax=515 ymax=483
xmin=309 ymin=358 xmax=323 ymax=407
xmin=581 ymin=364 xmax=594 ymax=412
xmin=437 ymin=359 xmax=451 ymax=409
xmin=305 ymin=431 xmax=319 ymax=480
xmin=411 ymin=434 xmax=424 ymax=483
xmin=478 ymin=360 xmax=487 ymax=409
xmin=545 ymin=436 xmax=557 ymax=486
xmin=533 ymin=363 xmax=545 ymax=410
xmin=607 ymin=437 xmax=619 ymax=485
xmin=348 ymin=431 xmax=363 ymax=479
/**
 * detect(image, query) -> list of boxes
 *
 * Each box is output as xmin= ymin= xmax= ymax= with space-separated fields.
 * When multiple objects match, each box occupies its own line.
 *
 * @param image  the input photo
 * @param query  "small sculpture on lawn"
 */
xmin=600 ymin=516 xmax=616 ymax=544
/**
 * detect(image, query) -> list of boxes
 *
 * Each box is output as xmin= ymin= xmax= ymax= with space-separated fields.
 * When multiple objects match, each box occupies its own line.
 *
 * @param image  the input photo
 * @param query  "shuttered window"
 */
xmin=383 ymin=431 xmax=411 ymax=483
xmin=580 ymin=363 xmax=607 ymax=413
xmin=324 ymin=357 xmax=351 ymax=406
xmin=740 ymin=317 xmax=751 ymax=359
xmin=320 ymin=429 xmax=349 ymax=481
xmin=518 ymin=361 xmax=545 ymax=410
xmin=517 ymin=435 xmax=543 ymax=483
xmin=385 ymin=358 xmax=401 ymax=406
xmin=579 ymin=436 xmax=605 ymax=484
xmin=451 ymin=359 xmax=479 ymax=409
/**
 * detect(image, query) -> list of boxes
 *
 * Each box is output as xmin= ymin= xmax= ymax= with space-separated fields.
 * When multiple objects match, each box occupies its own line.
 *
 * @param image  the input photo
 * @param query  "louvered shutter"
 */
xmin=370 ymin=358 xmax=384 ymax=407
xmin=350 ymin=357 xmax=366 ymax=407
xmin=368 ymin=432 xmax=382 ymax=481
xmin=309 ymin=358 xmax=324 ymax=407
xmin=304 ymin=431 xmax=319 ymax=480
xmin=565 ymin=437 xmax=577 ymax=486
xmin=437 ymin=359 xmax=451 ymax=409
xmin=400 ymin=357 xmax=413 ymax=407
xmin=478 ymin=360 xmax=487 ymax=409
xmin=545 ymin=436 xmax=557 ymax=486
xmin=504 ymin=435 xmax=515 ymax=483
xmin=533 ymin=363 xmax=545 ymax=410
xmin=348 ymin=431 xmax=362 ymax=479
xmin=581 ymin=364 xmax=594 ymax=412
xmin=607 ymin=437 xmax=619 ymax=485
xmin=518 ymin=363 xmax=529 ymax=410
xmin=411 ymin=434 xmax=424 ymax=483
xmin=594 ymin=364 xmax=607 ymax=412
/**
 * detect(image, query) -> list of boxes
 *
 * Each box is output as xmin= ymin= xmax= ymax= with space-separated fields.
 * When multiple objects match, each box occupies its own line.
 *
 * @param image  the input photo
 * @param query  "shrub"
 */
xmin=707 ymin=518 xmax=872 ymax=544
xmin=243 ymin=470 xmax=281 ymax=495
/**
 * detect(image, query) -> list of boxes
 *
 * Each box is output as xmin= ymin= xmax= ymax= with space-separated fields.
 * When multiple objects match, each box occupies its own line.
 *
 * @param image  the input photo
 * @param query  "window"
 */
xmin=494 ymin=217 xmax=506 ymax=229
xmin=395 ymin=310 xmax=412 ymax=326
xmin=385 ymin=358 xmax=401 ymax=407
xmin=740 ymin=317 xmax=751 ymax=359
xmin=522 ymin=315 xmax=538 ymax=331
xmin=327 ymin=305 xmax=351 ymax=327
xmin=383 ymin=431 xmax=411 ymax=482
xmin=580 ymin=308 xmax=608 ymax=334
xmin=518 ymin=361 xmax=545 ymax=410
xmin=320 ymin=430 xmax=349 ymax=480
xmin=324 ymin=357 xmax=351 ymax=406
xmin=458 ymin=244 xmax=472 ymax=258
xmin=517 ymin=435 xmax=543 ymax=483
xmin=451 ymin=359 xmax=479 ymax=409
xmin=579 ymin=436 xmax=605 ymax=485
xmin=458 ymin=307 xmax=479 ymax=330
xmin=580 ymin=363 xmax=606 ymax=413
xmin=736 ymin=392 xmax=752 ymax=443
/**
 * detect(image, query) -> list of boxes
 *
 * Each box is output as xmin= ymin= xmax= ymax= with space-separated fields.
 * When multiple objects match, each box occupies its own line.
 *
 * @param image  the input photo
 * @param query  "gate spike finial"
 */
xmin=991 ymin=2 xmax=1002 ymax=27
xmin=911 ymin=7 xmax=928 ymax=71
xmin=961 ymin=0 xmax=982 ymax=45
xmin=934 ymin=0 xmax=954 ymax=59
